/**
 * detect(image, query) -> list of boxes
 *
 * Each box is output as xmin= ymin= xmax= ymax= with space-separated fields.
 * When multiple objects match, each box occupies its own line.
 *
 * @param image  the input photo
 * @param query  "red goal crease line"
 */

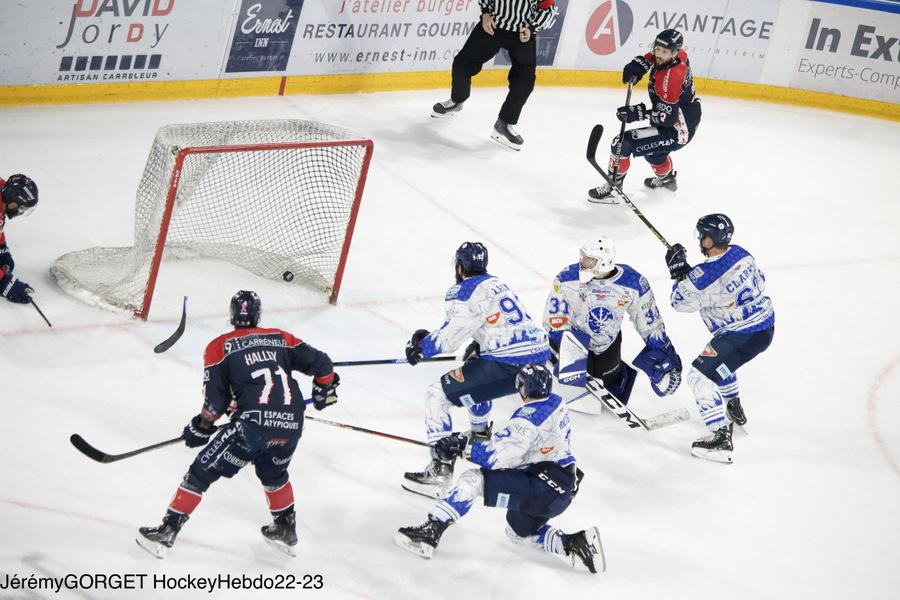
xmin=139 ymin=138 xmax=374 ymax=320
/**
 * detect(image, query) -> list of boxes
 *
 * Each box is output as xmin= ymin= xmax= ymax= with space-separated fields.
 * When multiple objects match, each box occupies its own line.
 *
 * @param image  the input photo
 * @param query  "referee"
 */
xmin=431 ymin=0 xmax=558 ymax=150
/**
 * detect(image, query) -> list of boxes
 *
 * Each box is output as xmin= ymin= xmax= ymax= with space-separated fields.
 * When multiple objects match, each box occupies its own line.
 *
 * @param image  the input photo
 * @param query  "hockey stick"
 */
xmin=153 ymin=296 xmax=187 ymax=353
xmin=586 ymin=125 xmax=673 ymax=250
xmin=332 ymin=356 xmax=456 ymax=367
xmin=610 ymin=79 xmax=636 ymax=184
xmin=585 ymin=375 xmax=689 ymax=431
xmin=304 ymin=415 xmax=430 ymax=447
xmin=30 ymin=298 xmax=52 ymax=327
xmin=70 ymin=423 xmax=230 ymax=464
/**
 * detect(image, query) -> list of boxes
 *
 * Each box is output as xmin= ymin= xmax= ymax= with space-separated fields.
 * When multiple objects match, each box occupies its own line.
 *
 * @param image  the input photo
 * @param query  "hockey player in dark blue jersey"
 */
xmin=0 ymin=174 xmax=39 ymax=305
xmin=136 ymin=290 xmax=340 ymax=558
xmin=588 ymin=29 xmax=702 ymax=203
xmin=665 ymin=214 xmax=775 ymax=463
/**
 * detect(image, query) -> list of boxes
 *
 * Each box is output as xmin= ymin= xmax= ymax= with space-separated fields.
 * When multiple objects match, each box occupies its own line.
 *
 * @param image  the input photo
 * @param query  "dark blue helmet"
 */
xmin=696 ymin=213 xmax=734 ymax=248
xmin=2 ymin=174 xmax=38 ymax=217
xmin=654 ymin=29 xmax=683 ymax=53
xmin=230 ymin=290 xmax=262 ymax=328
xmin=516 ymin=364 xmax=553 ymax=399
xmin=455 ymin=242 xmax=488 ymax=275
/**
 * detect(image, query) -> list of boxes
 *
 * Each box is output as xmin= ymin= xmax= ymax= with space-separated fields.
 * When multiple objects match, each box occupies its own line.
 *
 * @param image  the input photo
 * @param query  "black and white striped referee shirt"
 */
xmin=479 ymin=0 xmax=558 ymax=33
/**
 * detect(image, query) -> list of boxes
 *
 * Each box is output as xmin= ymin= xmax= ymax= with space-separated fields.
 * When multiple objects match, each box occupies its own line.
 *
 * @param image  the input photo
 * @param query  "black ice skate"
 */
xmin=431 ymin=99 xmax=463 ymax=118
xmin=470 ymin=422 xmax=493 ymax=444
xmin=136 ymin=513 xmax=189 ymax=559
xmin=691 ymin=425 xmax=733 ymax=464
xmin=727 ymin=398 xmax=747 ymax=429
xmin=587 ymin=174 xmax=626 ymax=204
xmin=402 ymin=457 xmax=454 ymax=499
xmin=261 ymin=510 xmax=298 ymax=557
xmin=394 ymin=516 xmax=453 ymax=559
xmin=490 ymin=119 xmax=524 ymax=150
xmin=644 ymin=170 xmax=678 ymax=192
xmin=562 ymin=526 xmax=606 ymax=574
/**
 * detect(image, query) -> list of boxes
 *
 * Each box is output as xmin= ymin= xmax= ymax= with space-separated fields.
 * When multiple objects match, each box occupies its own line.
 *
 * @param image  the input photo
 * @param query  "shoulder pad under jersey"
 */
xmin=446 ymin=273 xmax=493 ymax=302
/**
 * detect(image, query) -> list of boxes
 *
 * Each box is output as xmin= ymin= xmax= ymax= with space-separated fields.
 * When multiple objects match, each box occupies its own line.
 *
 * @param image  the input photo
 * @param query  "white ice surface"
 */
xmin=1 ymin=87 xmax=899 ymax=600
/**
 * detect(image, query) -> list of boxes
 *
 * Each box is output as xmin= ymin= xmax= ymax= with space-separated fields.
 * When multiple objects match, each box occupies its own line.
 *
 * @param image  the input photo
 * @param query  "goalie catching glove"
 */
xmin=633 ymin=341 xmax=682 ymax=397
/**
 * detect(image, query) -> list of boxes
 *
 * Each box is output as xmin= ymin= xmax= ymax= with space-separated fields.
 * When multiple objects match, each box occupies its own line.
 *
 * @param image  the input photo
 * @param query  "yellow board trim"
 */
xmin=1 ymin=70 xmax=897 ymax=121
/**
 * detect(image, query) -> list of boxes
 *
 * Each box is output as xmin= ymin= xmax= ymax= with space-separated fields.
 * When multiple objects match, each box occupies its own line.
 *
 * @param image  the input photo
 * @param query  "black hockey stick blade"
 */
xmin=586 ymin=124 xmax=604 ymax=173
xmin=154 ymin=296 xmax=187 ymax=353
xmin=69 ymin=433 xmax=186 ymax=463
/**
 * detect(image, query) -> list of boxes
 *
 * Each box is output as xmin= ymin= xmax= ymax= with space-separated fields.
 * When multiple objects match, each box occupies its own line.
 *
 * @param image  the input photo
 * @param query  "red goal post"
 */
xmin=51 ymin=120 xmax=374 ymax=319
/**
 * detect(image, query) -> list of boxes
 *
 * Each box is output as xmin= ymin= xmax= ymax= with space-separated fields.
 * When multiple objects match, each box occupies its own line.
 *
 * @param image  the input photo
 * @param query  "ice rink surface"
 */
xmin=1 ymin=86 xmax=899 ymax=599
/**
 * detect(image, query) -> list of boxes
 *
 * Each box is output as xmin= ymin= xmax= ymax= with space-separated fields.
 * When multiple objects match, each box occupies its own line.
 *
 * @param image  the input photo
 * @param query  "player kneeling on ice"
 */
xmin=665 ymin=214 xmax=775 ymax=463
xmin=395 ymin=364 xmax=605 ymax=573
xmin=544 ymin=237 xmax=681 ymax=407
xmin=588 ymin=29 xmax=702 ymax=204
xmin=0 ymin=174 xmax=39 ymax=305
xmin=403 ymin=242 xmax=550 ymax=499
xmin=136 ymin=290 xmax=340 ymax=558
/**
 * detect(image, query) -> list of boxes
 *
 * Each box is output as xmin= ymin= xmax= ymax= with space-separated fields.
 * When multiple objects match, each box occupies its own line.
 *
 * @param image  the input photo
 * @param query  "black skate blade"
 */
xmin=490 ymin=132 xmax=522 ymax=151
xmin=393 ymin=532 xmax=434 ymax=559
xmin=135 ymin=535 xmax=167 ymax=559
xmin=690 ymin=447 xmax=733 ymax=464
xmin=263 ymin=536 xmax=297 ymax=557
xmin=400 ymin=480 xmax=450 ymax=500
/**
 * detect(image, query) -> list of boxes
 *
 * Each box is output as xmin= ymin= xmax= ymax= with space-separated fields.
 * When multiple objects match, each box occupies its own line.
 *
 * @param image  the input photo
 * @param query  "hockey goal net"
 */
xmin=51 ymin=120 xmax=373 ymax=319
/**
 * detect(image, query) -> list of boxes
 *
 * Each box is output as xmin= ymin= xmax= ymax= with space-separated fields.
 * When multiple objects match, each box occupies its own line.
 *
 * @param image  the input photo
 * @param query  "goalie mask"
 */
xmin=578 ymin=237 xmax=616 ymax=283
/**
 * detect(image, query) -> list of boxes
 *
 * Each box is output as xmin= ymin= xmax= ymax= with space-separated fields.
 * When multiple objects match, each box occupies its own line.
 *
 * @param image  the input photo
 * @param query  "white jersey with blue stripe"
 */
xmin=543 ymin=263 xmax=671 ymax=354
xmin=671 ymin=245 xmax=775 ymax=336
xmin=420 ymin=273 xmax=550 ymax=365
xmin=469 ymin=393 xmax=575 ymax=470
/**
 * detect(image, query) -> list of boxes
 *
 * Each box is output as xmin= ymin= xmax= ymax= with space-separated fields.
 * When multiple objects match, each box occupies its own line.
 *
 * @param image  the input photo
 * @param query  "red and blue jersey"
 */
xmin=201 ymin=327 xmax=334 ymax=439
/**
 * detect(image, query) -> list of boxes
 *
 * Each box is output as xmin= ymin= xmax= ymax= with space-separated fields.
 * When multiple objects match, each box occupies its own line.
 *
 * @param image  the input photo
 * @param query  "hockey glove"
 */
xmin=622 ymin=55 xmax=651 ymax=84
xmin=463 ymin=340 xmax=480 ymax=363
xmin=0 ymin=245 xmax=13 ymax=273
xmin=616 ymin=103 xmax=647 ymax=124
xmin=634 ymin=342 xmax=683 ymax=397
xmin=183 ymin=415 xmax=215 ymax=448
xmin=405 ymin=329 xmax=430 ymax=365
xmin=665 ymin=243 xmax=692 ymax=280
xmin=434 ymin=433 xmax=469 ymax=463
xmin=312 ymin=372 xmax=340 ymax=411
xmin=0 ymin=269 xmax=33 ymax=304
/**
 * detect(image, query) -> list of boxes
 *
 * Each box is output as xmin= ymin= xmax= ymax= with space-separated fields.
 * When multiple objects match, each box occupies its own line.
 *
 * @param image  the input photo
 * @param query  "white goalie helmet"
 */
xmin=579 ymin=237 xmax=617 ymax=283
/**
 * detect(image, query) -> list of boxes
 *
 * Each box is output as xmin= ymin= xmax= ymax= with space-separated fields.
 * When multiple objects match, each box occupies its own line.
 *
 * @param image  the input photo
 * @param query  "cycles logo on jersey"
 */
xmin=587 ymin=306 xmax=615 ymax=334
xmin=226 ymin=0 xmax=303 ymax=73
xmin=586 ymin=0 xmax=634 ymax=56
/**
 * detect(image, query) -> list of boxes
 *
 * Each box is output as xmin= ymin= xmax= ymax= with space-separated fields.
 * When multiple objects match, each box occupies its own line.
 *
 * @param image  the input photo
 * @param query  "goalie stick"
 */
xmin=585 ymin=375 xmax=689 ymax=431
xmin=586 ymin=124 xmax=673 ymax=250
xmin=153 ymin=296 xmax=187 ymax=353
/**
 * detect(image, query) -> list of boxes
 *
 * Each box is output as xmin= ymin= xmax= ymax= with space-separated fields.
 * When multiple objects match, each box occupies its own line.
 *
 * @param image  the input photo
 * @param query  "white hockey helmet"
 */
xmin=579 ymin=237 xmax=616 ymax=283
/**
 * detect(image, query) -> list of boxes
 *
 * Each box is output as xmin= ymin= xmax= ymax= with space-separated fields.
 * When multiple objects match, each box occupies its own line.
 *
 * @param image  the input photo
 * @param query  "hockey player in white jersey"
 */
xmin=544 ymin=237 xmax=681 ymax=404
xmin=403 ymin=242 xmax=551 ymax=498
xmin=395 ymin=364 xmax=605 ymax=574
xmin=665 ymin=214 xmax=775 ymax=463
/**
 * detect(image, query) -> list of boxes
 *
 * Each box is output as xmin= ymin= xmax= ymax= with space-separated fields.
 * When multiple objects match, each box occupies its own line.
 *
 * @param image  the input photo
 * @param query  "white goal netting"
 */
xmin=50 ymin=120 xmax=373 ymax=318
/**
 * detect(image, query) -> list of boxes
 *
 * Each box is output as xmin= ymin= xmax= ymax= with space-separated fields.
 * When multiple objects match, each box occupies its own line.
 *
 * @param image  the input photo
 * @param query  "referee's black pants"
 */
xmin=450 ymin=24 xmax=537 ymax=125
